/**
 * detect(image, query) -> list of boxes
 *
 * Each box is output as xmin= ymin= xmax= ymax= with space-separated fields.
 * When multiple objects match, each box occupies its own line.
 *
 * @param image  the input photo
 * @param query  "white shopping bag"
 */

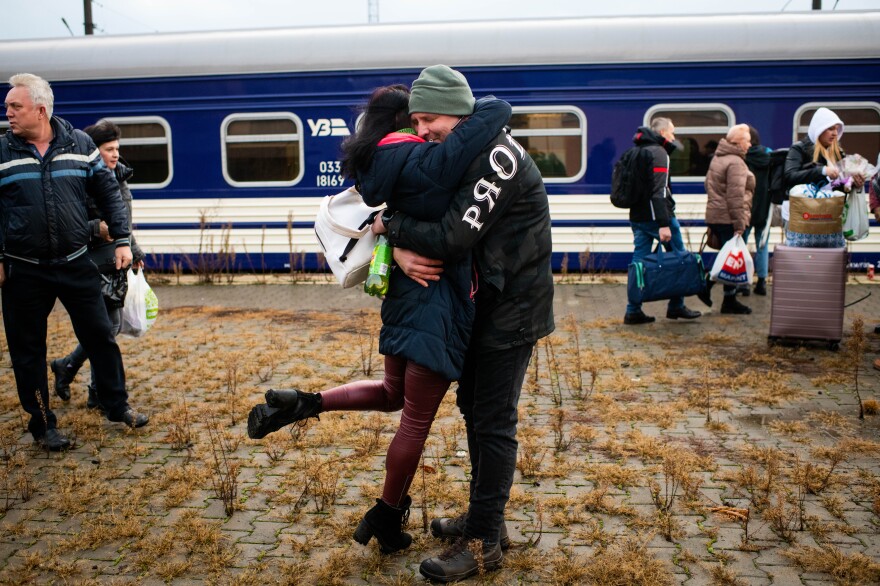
xmin=119 ymin=269 xmax=158 ymax=338
xmin=842 ymin=187 xmax=869 ymax=241
xmin=710 ymin=234 xmax=754 ymax=286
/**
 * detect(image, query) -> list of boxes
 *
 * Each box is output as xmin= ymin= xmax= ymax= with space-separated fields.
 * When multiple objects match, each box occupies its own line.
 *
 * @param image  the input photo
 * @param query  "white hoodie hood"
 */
xmin=807 ymin=107 xmax=845 ymax=143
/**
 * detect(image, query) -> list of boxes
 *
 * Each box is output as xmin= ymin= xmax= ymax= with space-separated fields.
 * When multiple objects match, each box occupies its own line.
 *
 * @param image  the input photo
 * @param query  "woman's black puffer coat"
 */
xmin=357 ymin=97 xmax=511 ymax=380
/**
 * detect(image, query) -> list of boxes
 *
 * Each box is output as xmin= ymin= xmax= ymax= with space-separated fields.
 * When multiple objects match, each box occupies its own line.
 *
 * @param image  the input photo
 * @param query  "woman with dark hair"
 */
xmin=51 ymin=120 xmax=146 ymax=412
xmin=248 ymin=81 xmax=511 ymax=553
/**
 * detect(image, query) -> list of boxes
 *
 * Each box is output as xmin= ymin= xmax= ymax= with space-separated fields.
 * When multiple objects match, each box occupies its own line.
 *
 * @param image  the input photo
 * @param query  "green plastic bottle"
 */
xmin=364 ymin=235 xmax=392 ymax=297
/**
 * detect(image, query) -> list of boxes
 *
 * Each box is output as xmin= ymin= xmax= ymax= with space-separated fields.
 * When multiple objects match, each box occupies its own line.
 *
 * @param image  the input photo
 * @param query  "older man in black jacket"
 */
xmin=1 ymin=73 xmax=148 ymax=451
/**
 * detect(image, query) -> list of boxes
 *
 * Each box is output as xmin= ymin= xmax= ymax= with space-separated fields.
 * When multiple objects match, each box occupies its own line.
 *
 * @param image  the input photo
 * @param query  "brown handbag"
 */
xmin=702 ymin=227 xmax=723 ymax=251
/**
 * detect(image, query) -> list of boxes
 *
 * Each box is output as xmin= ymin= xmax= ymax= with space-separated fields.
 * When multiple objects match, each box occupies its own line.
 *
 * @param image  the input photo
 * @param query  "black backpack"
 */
xmin=610 ymin=146 xmax=653 ymax=209
xmin=767 ymin=147 xmax=790 ymax=205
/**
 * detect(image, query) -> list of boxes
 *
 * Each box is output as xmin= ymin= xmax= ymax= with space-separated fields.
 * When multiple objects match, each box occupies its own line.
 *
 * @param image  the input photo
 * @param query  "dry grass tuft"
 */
xmin=783 ymin=544 xmax=880 ymax=585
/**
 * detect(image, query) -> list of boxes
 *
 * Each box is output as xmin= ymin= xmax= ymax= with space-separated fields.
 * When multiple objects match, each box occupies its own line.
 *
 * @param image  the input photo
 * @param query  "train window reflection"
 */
xmin=794 ymin=103 xmax=880 ymax=168
xmin=645 ymin=104 xmax=734 ymax=181
xmin=509 ymin=107 xmax=586 ymax=183
xmin=221 ymin=113 xmax=304 ymax=187
xmin=104 ymin=117 xmax=172 ymax=189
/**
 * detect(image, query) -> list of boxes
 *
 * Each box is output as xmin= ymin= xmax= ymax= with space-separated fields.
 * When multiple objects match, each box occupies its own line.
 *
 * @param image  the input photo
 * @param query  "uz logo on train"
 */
xmin=307 ymin=118 xmax=350 ymax=137
xmin=463 ymin=136 xmax=524 ymax=231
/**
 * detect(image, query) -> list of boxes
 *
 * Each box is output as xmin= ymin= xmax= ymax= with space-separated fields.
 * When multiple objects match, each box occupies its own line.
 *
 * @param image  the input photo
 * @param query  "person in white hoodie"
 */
xmin=784 ymin=107 xmax=865 ymax=192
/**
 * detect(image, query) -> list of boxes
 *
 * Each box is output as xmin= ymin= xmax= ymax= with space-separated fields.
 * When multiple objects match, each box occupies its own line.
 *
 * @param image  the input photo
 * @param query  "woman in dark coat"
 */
xmin=248 ymin=81 xmax=511 ymax=554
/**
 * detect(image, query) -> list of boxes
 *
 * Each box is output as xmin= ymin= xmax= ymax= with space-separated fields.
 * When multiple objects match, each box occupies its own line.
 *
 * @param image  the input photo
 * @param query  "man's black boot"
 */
xmin=247 ymin=389 xmax=322 ymax=439
xmin=50 ymin=357 xmax=77 ymax=401
xmin=753 ymin=278 xmax=767 ymax=296
xmin=721 ymin=296 xmax=752 ymax=314
xmin=430 ymin=513 xmax=511 ymax=550
xmin=419 ymin=537 xmax=503 ymax=583
xmin=623 ymin=310 xmax=655 ymax=325
xmin=352 ymin=496 xmax=412 ymax=554
xmin=666 ymin=305 xmax=701 ymax=320
xmin=35 ymin=428 xmax=72 ymax=451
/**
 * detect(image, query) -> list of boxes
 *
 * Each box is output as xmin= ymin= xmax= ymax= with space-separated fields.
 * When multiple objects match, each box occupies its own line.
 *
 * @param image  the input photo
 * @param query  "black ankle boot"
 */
xmin=721 ymin=296 xmax=752 ymax=314
xmin=753 ymin=278 xmax=767 ymax=296
xmin=50 ymin=357 xmax=78 ymax=401
xmin=86 ymin=384 xmax=106 ymax=412
xmin=246 ymin=389 xmax=322 ymax=439
xmin=353 ymin=496 xmax=412 ymax=554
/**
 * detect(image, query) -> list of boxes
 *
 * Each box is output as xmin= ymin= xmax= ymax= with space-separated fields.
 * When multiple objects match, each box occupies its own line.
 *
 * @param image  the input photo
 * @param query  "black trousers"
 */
xmin=707 ymin=223 xmax=738 ymax=296
xmin=457 ymin=342 xmax=534 ymax=544
xmin=1 ymin=256 xmax=129 ymax=437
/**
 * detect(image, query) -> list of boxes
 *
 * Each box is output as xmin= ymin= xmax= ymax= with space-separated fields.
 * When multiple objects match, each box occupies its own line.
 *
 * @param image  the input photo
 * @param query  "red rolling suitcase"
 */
xmin=768 ymin=245 xmax=847 ymax=350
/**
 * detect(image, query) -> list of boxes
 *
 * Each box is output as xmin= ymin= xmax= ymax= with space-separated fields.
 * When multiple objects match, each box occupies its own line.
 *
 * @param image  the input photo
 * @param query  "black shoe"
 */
xmin=353 ymin=496 xmax=412 ymax=554
xmin=247 ymin=389 xmax=322 ymax=440
xmin=666 ymin=306 xmax=701 ymax=320
xmin=753 ymin=279 xmax=767 ymax=296
xmin=736 ymin=284 xmax=751 ymax=297
xmin=623 ymin=311 xmax=655 ymax=325
xmin=34 ymin=428 xmax=72 ymax=451
xmin=86 ymin=385 xmax=106 ymax=412
xmin=419 ymin=537 xmax=503 ymax=583
xmin=430 ymin=513 xmax=511 ymax=550
xmin=720 ymin=297 xmax=752 ymax=315
xmin=50 ymin=358 xmax=76 ymax=401
xmin=109 ymin=408 xmax=149 ymax=428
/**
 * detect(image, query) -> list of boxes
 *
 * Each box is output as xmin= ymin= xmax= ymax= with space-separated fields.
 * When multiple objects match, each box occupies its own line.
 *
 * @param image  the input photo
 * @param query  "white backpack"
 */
xmin=314 ymin=186 xmax=385 ymax=288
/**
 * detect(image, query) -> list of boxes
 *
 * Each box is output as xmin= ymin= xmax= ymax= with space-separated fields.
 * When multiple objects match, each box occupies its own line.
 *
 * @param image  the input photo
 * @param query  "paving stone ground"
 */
xmin=0 ymin=275 xmax=879 ymax=585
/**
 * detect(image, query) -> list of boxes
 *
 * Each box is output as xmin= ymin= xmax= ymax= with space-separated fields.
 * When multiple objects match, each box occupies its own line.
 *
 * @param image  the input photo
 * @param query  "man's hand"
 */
xmin=0 ymin=263 xmax=5 ymax=288
xmin=853 ymin=175 xmax=865 ymax=190
xmin=115 ymin=245 xmax=133 ymax=270
xmin=659 ymin=227 xmax=672 ymax=243
xmin=393 ymin=247 xmax=442 ymax=288
xmin=99 ymin=221 xmax=112 ymax=242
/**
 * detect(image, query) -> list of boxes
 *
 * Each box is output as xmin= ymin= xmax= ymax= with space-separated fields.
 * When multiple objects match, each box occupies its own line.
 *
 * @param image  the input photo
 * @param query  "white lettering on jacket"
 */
xmin=462 ymin=144 xmax=522 ymax=231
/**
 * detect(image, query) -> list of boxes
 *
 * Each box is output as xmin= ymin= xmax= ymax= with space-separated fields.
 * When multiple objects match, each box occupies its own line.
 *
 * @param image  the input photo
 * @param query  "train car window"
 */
xmin=794 ymin=103 xmax=880 ymax=168
xmin=645 ymin=104 xmax=735 ymax=181
xmin=104 ymin=116 xmax=172 ymax=189
xmin=509 ymin=107 xmax=586 ymax=183
xmin=221 ymin=113 xmax=304 ymax=187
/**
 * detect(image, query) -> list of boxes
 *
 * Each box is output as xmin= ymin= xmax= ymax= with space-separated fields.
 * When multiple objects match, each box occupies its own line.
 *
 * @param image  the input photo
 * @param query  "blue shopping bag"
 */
xmin=627 ymin=246 xmax=706 ymax=305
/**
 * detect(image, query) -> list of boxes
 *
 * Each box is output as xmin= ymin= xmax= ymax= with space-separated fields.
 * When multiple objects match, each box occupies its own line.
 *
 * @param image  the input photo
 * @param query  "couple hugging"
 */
xmin=248 ymin=64 xmax=554 ymax=583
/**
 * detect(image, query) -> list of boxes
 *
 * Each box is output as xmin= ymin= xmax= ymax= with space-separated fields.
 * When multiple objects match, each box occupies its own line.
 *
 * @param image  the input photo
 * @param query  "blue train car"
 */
xmin=2 ymin=11 xmax=879 ymax=272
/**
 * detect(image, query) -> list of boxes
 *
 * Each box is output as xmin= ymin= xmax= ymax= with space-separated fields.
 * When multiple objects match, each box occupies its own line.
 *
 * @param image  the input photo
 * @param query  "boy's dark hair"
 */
xmin=340 ymin=84 xmax=411 ymax=180
xmin=83 ymin=120 xmax=122 ymax=147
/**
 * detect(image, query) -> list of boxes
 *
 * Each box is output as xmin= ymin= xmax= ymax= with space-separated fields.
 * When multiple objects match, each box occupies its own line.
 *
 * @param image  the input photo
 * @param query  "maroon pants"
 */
xmin=320 ymin=354 xmax=449 ymax=507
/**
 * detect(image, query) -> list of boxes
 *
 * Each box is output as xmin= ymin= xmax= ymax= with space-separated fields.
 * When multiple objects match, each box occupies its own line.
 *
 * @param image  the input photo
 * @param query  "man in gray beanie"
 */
xmin=375 ymin=64 xmax=554 ymax=582
xmin=408 ymin=64 xmax=475 ymax=119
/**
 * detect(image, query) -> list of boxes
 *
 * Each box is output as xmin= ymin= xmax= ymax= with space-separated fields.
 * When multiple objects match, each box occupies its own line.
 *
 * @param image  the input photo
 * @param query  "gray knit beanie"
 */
xmin=408 ymin=65 xmax=475 ymax=116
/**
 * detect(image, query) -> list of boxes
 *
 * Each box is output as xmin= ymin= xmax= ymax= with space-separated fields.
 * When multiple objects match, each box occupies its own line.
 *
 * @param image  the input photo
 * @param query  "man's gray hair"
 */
xmin=9 ymin=73 xmax=54 ymax=118
xmin=726 ymin=123 xmax=749 ymax=142
xmin=651 ymin=117 xmax=673 ymax=134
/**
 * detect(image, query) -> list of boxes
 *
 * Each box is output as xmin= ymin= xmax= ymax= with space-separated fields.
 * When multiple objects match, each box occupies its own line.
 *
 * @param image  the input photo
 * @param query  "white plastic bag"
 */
xmin=710 ymin=234 xmax=754 ymax=286
xmin=842 ymin=186 xmax=869 ymax=241
xmin=120 ymin=269 xmax=158 ymax=338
